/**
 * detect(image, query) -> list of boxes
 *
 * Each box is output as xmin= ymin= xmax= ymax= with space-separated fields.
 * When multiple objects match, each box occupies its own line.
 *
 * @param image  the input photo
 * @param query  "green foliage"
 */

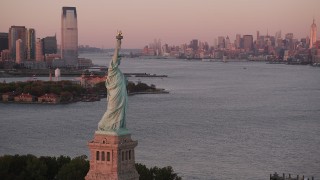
xmin=135 ymin=163 xmax=182 ymax=180
xmin=49 ymin=85 xmax=62 ymax=95
xmin=30 ymin=86 xmax=45 ymax=97
xmin=56 ymin=155 xmax=71 ymax=174
xmin=0 ymin=80 xmax=158 ymax=102
xmin=0 ymin=154 xmax=181 ymax=180
xmin=39 ymin=156 xmax=58 ymax=180
xmin=60 ymin=91 xmax=73 ymax=102
xmin=0 ymin=80 xmax=87 ymax=98
xmin=127 ymin=81 xmax=156 ymax=93
xmin=23 ymin=84 xmax=32 ymax=94
xmin=56 ymin=155 xmax=89 ymax=180
xmin=23 ymin=155 xmax=47 ymax=180
xmin=93 ymin=80 xmax=157 ymax=94
xmin=270 ymin=172 xmax=283 ymax=180
xmin=0 ymin=154 xmax=87 ymax=180
xmin=0 ymin=154 xmax=47 ymax=180
xmin=135 ymin=163 xmax=153 ymax=180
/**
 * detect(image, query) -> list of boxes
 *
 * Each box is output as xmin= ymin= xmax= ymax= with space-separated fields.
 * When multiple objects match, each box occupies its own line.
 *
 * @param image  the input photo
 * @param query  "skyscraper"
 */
xmin=190 ymin=39 xmax=199 ymax=51
xmin=0 ymin=33 xmax=8 ymax=52
xmin=43 ymin=35 xmax=57 ymax=54
xmin=61 ymin=7 xmax=78 ymax=66
xmin=235 ymin=34 xmax=241 ymax=49
xmin=16 ymin=39 xmax=23 ymax=64
xmin=27 ymin=28 xmax=36 ymax=60
xmin=218 ymin=36 xmax=225 ymax=49
xmin=36 ymin=38 xmax=43 ymax=62
xmin=243 ymin=35 xmax=253 ymax=51
xmin=225 ymin=36 xmax=230 ymax=49
xmin=309 ymin=18 xmax=317 ymax=48
xmin=9 ymin=26 xmax=27 ymax=60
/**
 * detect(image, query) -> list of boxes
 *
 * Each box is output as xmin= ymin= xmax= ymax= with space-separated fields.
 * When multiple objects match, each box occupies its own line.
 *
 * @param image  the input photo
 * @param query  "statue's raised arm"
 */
xmin=98 ymin=31 xmax=128 ymax=134
xmin=112 ymin=31 xmax=123 ymax=65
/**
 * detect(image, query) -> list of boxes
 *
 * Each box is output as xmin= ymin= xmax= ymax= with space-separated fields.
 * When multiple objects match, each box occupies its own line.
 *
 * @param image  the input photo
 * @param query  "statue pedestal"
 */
xmin=85 ymin=130 xmax=139 ymax=180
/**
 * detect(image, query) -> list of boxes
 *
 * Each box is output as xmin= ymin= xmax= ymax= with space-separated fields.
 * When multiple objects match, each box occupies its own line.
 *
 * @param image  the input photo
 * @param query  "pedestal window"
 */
xmin=101 ymin=151 xmax=105 ymax=161
xmin=107 ymin=152 xmax=110 ymax=161
xmin=96 ymin=151 xmax=100 ymax=161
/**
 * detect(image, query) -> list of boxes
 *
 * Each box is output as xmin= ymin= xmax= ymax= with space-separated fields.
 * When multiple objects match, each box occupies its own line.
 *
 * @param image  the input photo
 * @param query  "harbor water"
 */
xmin=0 ymin=53 xmax=319 ymax=179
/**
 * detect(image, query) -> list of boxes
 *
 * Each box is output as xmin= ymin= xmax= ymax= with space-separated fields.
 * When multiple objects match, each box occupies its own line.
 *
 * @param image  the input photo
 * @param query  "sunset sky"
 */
xmin=1 ymin=0 xmax=320 ymax=48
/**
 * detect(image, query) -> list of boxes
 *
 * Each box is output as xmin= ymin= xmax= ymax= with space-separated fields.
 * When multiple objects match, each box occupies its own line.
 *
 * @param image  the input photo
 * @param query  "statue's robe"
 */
xmin=98 ymin=59 xmax=127 ymax=131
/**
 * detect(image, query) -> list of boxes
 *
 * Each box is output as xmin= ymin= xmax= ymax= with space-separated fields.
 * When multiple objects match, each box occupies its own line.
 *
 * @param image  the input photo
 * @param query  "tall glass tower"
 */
xmin=61 ymin=7 xmax=78 ymax=67
xmin=310 ymin=18 xmax=317 ymax=49
xmin=27 ymin=28 xmax=36 ymax=60
xmin=8 ymin=26 xmax=27 ymax=60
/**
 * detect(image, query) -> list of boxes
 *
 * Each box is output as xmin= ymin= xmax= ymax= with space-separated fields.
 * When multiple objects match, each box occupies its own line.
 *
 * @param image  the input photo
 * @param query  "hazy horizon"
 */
xmin=1 ymin=0 xmax=320 ymax=48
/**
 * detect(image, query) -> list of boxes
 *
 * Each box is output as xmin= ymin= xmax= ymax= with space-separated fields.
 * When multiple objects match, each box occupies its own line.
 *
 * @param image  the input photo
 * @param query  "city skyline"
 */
xmin=1 ymin=0 xmax=320 ymax=48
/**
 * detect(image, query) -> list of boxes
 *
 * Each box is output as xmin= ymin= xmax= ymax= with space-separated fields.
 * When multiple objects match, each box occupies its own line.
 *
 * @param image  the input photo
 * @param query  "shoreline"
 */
xmin=0 ymin=70 xmax=168 ymax=78
xmin=0 ymin=89 xmax=169 ymax=105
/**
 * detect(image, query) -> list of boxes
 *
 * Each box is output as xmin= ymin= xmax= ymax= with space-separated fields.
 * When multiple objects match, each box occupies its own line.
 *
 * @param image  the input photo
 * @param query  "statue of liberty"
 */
xmin=98 ymin=31 xmax=128 ymax=134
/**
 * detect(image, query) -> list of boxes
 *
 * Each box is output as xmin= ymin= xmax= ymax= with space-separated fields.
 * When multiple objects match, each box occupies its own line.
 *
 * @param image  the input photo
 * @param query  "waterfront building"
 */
xmin=43 ymin=35 xmax=57 ymax=55
xmin=190 ymin=39 xmax=199 ymax=51
xmin=309 ymin=18 xmax=317 ymax=48
xmin=152 ymin=39 xmax=162 ymax=56
xmin=235 ymin=34 xmax=241 ymax=49
xmin=214 ymin=38 xmax=218 ymax=49
xmin=35 ymin=38 xmax=44 ymax=62
xmin=225 ymin=36 xmax=231 ymax=49
xmin=306 ymin=36 xmax=310 ymax=48
xmin=0 ymin=33 xmax=8 ymax=52
xmin=80 ymin=74 xmax=105 ymax=88
xmin=45 ymin=54 xmax=61 ymax=67
xmin=38 ymin=93 xmax=60 ymax=104
xmin=27 ymin=28 xmax=36 ymax=60
xmin=275 ymin=30 xmax=282 ymax=39
xmin=300 ymin=38 xmax=307 ymax=48
xmin=218 ymin=36 xmax=225 ymax=49
xmin=14 ymin=93 xmax=35 ymax=103
xmin=285 ymin=33 xmax=294 ymax=50
xmin=9 ymin=26 xmax=27 ymax=60
xmin=55 ymin=68 xmax=61 ymax=81
xmin=78 ymin=58 xmax=93 ymax=68
xmin=2 ymin=92 xmax=17 ymax=102
xmin=61 ymin=7 xmax=78 ymax=67
xmin=1 ymin=49 xmax=10 ymax=61
xmin=15 ymin=39 xmax=23 ymax=64
xmin=313 ymin=40 xmax=320 ymax=63
xmin=52 ymin=59 xmax=66 ymax=68
xmin=285 ymin=33 xmax=294 ymax=40
xmin=142 ymin=46 xmax=156 ymax=56
xmin=243 ymin=35 xmax=253 ymax=51
xmin=256 ymin=35 xmax=265 ymax=49
xmin=23 ymin=61 xmax=47 ymax=69
xmin=274 ymin=30 xmax=282 ymax=47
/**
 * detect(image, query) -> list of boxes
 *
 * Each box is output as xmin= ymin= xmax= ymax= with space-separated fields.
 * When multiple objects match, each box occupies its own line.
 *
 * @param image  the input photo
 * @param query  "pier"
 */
xmin=270 ymin=172 xmax=314 ymax=180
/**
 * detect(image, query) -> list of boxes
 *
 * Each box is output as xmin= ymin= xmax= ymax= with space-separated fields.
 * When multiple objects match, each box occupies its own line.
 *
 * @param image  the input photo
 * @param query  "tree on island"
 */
xmin=0 ymin=154 xmax=182 ymax=180
xmin=127 ymin=81 xmax=156 ymax=93
xmin=0 ymin=80 xmax=163 ymax=103
xmin=135 ymin=163 xmax=182 ymax=180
